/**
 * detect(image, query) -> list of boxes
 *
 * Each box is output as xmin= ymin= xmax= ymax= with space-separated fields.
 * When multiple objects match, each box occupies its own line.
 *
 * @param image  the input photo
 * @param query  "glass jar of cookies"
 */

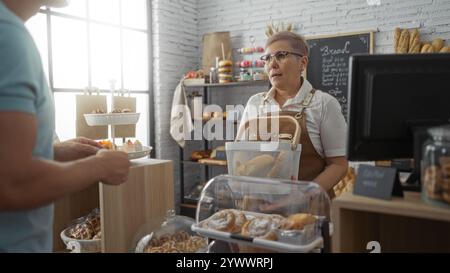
xmin=421 ymin=125 xmax=450 ymax=208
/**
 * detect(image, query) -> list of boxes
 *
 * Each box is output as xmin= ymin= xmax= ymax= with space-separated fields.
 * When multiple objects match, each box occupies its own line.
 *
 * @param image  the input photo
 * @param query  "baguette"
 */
xmin=440 ymin=46 xmax=450 ymax=53
xmin=394 ymin=27 xmax=401 ymax=53
xmin=397 ymin=29 xmax=410 ymax=53
xmin=409 ymin=28 xmax=420 ymax=49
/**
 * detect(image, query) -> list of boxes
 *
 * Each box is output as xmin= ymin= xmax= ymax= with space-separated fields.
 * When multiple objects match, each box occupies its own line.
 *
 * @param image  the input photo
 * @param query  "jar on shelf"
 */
xmin=421 ymin=125 xmax=450 ymax=208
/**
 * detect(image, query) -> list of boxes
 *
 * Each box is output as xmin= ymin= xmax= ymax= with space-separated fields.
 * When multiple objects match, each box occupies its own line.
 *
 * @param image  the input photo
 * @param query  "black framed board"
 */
xmin=306 ymin=31 xmax=373 ymax=119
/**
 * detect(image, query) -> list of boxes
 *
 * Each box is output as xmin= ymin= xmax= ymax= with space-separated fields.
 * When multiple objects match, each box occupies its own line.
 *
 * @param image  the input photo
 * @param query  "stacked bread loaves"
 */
xmin=218 ymin=60 xmax=233 ymax=83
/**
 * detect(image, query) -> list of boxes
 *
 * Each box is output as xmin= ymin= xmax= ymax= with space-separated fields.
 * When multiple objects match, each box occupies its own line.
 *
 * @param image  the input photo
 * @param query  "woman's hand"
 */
xmin=54 ymin=137 xmax=102 ymax=162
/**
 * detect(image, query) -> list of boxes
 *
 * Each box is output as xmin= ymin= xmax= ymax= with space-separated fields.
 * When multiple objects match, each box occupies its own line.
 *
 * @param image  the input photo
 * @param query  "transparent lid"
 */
xmin=196 ymin=175 xmax=331 ymax=222
xmin=428 ymin=125 xmax=450 ymax=142
xmin=133 ymin=210 xmax=207 ymax=253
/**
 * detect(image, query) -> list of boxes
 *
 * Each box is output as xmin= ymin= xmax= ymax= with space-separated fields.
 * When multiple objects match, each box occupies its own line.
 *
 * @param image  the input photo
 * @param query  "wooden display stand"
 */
xmin=332 ymin=191 xmax=450 ymax=252
xmin=53 ymin=158 xmax=173 ymax=252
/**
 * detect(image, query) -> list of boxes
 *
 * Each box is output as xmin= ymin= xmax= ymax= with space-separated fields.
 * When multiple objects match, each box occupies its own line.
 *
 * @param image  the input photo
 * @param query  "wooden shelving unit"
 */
xmin=332 ymin=191 xmax=450 ymax=253
xmin=180 ymin=80 xmax=269 ymax=218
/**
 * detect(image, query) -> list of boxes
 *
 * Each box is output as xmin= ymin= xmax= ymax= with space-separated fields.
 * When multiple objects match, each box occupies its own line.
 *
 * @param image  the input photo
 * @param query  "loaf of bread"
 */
xmin=280 ymin=213 xmax=316 ymax=230
xmin=394 ymin=27 xmax=401 ymax=53
xmin=235 ymin=154 xmax=275 ymax=177
xmin=421 ymin=44 xmax=434 ymax=53
xmin=440 ymin=46 xmax=450 ymax=53
xmin=432 ymin=38 xmax=445 ymax=52
xmin=397 ymin=29 xmax=410 ymax=53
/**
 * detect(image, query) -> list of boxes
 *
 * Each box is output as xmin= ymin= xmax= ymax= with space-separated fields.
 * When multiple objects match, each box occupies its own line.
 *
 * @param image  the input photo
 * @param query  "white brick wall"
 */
xmin=152 ymin=0 xmax=200 ymax=210
xmin=152 ymin=0 xmax=450 ymax=210
xmin=198 ymin=0 xmax=450 ymax=55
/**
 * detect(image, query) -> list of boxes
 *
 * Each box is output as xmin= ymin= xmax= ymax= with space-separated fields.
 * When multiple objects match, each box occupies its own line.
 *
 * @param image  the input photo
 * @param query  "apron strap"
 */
xmin=296 ymin=89 xmax=316 ymax=118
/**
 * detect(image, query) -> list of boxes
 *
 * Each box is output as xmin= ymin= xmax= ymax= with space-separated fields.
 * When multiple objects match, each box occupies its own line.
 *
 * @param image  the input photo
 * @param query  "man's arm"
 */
xmin=0 ymin=112 xmax=130 ymax=211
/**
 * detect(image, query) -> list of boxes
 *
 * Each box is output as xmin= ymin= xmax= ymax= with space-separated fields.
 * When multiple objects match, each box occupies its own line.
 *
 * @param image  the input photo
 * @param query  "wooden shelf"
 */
xmin=184 ymin=80 xmax=269 ymax=88
xmin=182 ymin=160 xmax=227 ymax=167
xmin=331 ymin=191 xmax=450 ymax=253
xmin=334 ymin=191 xmax=450 ymax=222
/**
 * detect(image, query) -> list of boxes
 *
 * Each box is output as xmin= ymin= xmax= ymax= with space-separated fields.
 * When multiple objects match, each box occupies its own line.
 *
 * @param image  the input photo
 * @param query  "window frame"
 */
xmin=37 ymin=0 xmax=154 ymax=153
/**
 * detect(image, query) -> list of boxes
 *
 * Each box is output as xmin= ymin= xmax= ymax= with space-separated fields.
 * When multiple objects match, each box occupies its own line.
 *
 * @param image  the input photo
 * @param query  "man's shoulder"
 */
xmin=0 ymin=22 xmax=34 ymax=58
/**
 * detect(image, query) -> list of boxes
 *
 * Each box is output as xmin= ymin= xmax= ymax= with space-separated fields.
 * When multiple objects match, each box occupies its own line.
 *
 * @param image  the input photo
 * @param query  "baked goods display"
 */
xmin=200 ymin=209 xmax=318 ymax=243
xmin=63 ymin=209 xmax=101 ymax=241
xmin=218 ymin=60 xmax=233 ymax=83
xmin=99 ymin=140 xmax=114 ymax=150
xmin=91 ymin=108 xmax=106 ymax=114
xmin=235 ymin=154 xmax=275 ymax=177
xmin=394 ymin=27 xmax=450 ymax=54
xmin=143 ymin=231 xmax=207 ymax=253
xmin=111 ymin=108 xmax=132 ymax=113
xmin=121 ymin=139 xmax=143 ymax=152
xmin=190 ymin=150 xmax=212 ymax=161
xmin=333 ymin=167 xmax=356 ymax=197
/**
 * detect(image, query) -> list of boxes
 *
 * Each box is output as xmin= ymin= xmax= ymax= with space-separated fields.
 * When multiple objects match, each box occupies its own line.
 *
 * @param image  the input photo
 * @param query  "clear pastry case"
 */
xmin=191 ymin=175 xmax=331 ymax=253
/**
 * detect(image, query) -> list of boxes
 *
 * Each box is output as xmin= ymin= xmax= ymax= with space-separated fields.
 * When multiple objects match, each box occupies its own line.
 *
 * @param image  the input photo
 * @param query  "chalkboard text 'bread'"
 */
xmin=306 ymin=31 xmax=373 ymax=119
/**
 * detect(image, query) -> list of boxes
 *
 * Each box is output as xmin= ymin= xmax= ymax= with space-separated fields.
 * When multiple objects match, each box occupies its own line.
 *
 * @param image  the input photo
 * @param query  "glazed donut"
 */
xmin=218 ymin=67 xmax=232 ymax=73
xmin=219 ymin=60 xmax=233 ymax=67
xmin=202 ymin=209 xmax=236 ymax=232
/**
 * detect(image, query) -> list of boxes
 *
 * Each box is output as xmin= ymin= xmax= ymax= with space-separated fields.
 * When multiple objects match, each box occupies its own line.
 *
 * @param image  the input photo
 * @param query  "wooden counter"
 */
xmin=331 ymin=191 xmax=450 ymax=252
xmin=53 ymin=158 xmax=173 ymax=252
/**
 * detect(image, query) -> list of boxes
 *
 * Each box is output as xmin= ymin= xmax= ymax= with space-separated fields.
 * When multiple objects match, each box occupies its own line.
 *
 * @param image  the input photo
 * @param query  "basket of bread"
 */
xmin=227 ymin=115 xmax=302 ymax=180
xmin=192 ymin=175 xmax=331 ymax=253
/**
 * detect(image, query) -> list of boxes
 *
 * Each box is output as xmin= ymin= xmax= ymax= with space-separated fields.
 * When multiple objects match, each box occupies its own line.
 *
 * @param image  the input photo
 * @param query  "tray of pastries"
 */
xmin=192 ymin=209 xmax=326 ymax=253
xmin=99 ymin=139 xmax=152 ymax=160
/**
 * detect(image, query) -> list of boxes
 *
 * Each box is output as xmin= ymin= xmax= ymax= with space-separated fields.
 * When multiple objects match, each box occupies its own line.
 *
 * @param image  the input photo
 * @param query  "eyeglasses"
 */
xmin=260 ymin=51 xmax=304 ymax=65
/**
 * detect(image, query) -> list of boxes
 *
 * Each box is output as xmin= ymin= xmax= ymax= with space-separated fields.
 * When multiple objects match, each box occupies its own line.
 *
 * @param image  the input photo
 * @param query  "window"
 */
xmin=25 ymin=0 xmax=150 ymax=145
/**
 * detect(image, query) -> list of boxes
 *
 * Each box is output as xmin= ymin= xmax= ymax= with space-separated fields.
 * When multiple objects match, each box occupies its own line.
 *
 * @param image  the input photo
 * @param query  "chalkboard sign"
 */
xmin=306 ymin=31 xmax=373 ymax=118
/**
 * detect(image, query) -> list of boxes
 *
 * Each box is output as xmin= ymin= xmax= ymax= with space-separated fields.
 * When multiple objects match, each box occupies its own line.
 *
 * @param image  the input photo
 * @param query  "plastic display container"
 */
xmin=191 ymin=175 xmax=331 ymax=253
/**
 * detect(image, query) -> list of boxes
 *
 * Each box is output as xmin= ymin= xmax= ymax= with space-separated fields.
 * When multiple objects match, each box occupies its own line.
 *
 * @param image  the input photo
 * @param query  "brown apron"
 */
xmin=264 ymin=89 xmax=334 ymax=198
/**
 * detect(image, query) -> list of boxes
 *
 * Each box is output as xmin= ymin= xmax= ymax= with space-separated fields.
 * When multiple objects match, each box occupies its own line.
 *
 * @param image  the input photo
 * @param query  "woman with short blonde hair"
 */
xmin=240 ymin=31 xmax=348 ymax=196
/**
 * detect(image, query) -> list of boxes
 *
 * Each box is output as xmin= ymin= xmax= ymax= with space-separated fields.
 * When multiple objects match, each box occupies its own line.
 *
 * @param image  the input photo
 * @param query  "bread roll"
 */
xmin=236 ymin=154 xmax=275 ymax=176
xmin=432 ymin=38 xmax=445 ymax=52
xmin=281 ymin=213 xmax=316 ymax=230
xmin=440 ymin=46 xmax=450 ymax=53
xmin=267 ymin=151 xmax=288 ymax=178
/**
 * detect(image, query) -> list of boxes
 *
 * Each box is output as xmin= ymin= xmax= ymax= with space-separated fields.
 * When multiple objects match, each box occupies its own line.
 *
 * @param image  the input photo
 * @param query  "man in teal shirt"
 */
xmin=0 ymin=0 xmax=131 ymax=252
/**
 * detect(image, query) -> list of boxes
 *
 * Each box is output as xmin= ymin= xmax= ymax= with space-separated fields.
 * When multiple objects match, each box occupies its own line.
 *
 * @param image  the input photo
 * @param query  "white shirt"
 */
xmin=239 ymin=79 xmax=347 ymax=158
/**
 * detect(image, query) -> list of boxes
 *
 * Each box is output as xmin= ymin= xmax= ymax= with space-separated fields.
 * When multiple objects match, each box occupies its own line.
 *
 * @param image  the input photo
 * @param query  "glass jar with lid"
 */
xmin=421 ymin=125 xmax=450 ymax=208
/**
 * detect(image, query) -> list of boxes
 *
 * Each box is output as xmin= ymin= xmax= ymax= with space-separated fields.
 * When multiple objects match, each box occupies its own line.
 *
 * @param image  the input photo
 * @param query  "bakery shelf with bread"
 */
xmin=180 ymin=80 xmax=271 ymax=218
xmin=192 ymin=175 xmax=332 ymax=253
